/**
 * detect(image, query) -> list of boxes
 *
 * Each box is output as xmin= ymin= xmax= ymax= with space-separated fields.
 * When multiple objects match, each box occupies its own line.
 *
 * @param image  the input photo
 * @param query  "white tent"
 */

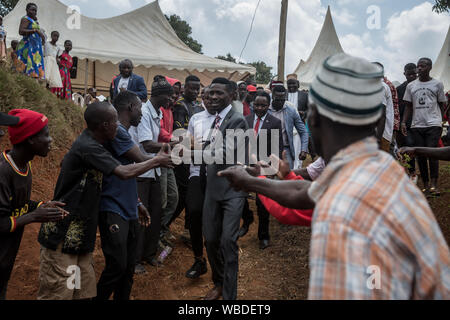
xmin=292 ymin=6 xmax=344 ymax=89
xmin=430 ymin=25 xmax=450 ymax=92
xmin=4 ymin=0 xmax=255 ymax=95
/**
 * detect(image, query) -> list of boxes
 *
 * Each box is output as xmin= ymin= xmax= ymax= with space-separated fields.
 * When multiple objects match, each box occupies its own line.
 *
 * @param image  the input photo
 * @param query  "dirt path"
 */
xmin=5 ymin=161 xmax=450 ymax=300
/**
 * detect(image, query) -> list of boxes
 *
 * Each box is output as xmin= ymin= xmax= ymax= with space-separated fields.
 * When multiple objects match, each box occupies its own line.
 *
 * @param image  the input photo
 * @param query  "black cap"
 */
xmin=0 ymin=112 xmax=20 ymax=126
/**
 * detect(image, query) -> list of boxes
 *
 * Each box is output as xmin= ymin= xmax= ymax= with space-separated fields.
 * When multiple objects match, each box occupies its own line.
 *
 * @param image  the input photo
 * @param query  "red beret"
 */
xmin=247 ymin=85 xmax=257 ymax=92
xmin=8 ymin=109 xmax=48 ymax=145
xmin=165 ymin=76 xmax=181 ymax=87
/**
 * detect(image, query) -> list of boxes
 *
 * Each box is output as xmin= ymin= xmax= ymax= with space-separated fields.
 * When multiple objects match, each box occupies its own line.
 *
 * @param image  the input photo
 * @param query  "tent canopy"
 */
xmin=293 ymin=6 xmax=344 ymax=89
xmin=4 ymin=0 xmax=255 ymax=93
xmin=430 ymin=25 xmax=450 ymax=92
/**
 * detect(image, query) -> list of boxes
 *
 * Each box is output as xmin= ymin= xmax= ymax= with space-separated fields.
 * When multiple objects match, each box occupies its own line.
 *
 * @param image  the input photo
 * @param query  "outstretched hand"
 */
xmin=156 ymin=143 xmax=174 ymax=168
xmin=217 ymin=165 xmax=253 ymax=192
xmin=398 ymin=146 xmax=416 ymax=158
xmin=269 ymin=150 xmax=291 ymax=180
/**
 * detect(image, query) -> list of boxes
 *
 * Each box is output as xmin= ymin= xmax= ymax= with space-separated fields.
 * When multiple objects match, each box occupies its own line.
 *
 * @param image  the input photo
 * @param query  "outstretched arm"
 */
xmin=399 ymin=146 xmax=450 ymax=161
xmin=218 ymin=166 xmax=315 ymax=209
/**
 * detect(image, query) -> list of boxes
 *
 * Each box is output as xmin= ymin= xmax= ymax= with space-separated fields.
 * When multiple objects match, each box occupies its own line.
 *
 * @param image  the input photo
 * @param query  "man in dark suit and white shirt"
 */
xmin=111 ymin=59 xmax=148 ymax=102
xmin=244 ymin=91 xmax=283 ymax=249
xmin=202 ymin=78 xmax=249 ymax=300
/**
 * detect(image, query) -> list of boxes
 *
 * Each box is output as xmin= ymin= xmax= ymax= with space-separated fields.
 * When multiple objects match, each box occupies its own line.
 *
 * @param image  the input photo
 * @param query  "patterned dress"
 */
xmin=16 ymin=16 xmax=45 ymax=80
xmin=51 ymin=51 xmax=73 ymax=100
xmin=0 ymin=25 xmax=7 ymax=61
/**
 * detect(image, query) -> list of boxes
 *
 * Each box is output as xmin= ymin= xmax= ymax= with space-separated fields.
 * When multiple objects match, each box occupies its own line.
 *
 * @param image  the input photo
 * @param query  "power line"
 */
xmin=237 ymin=0 xmax=262 ymax=64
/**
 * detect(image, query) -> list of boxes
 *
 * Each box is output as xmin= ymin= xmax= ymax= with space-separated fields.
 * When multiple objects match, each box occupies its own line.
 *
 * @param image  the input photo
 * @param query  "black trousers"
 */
xmin=396 ymin=128 xmax=416 ymax=173
xmin=136 ymin=177 xmax=162 ymax=262
xmin=96 ymin=211 xmax=139 ymax=300
xmin=186 ymin=176 xmax=205 ymax=258
xmin=241 ymin=198 xmax=270 ymax=240
xmin=203 ymin=196 xmax=245 ymax=300
xmin=411 ymin=126 xmax=442 ymax=182
xmin=241 ymin=199 xmax=254 ymax=225
xmin=171 ymin=164 xmax=190 ymax=229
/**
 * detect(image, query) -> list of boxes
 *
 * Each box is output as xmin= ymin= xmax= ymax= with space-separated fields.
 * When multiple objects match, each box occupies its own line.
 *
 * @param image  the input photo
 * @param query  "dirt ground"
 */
xmin=5 ymin=153 xmax=450 ymax=300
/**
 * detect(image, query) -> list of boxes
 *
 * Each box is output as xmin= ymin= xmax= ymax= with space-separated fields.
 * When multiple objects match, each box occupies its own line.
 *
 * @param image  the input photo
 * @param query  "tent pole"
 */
xmin=84 ymin=59 xmax=89 ymax=96
xmin=93 ymin=61 xmax=96 ymax=89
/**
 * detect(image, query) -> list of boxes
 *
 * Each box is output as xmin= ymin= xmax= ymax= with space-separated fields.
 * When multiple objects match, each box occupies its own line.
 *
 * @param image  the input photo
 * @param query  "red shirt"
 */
xmin=257 ymin=171 xmax=313 ymax=227
xmin=159 ymin=107 xmax=174 ymax=143
xmin=243 ymin=102 xmax=252 ymax=117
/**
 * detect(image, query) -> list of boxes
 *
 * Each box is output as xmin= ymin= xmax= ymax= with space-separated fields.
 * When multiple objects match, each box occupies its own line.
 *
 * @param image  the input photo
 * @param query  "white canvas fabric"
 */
xmin=293 ymin=6 xmax=344 ymax=90
xmin=430 ymin=26 xmax=450 ymax=92
xmin=4 ymin=0 xmax=255 ymax=92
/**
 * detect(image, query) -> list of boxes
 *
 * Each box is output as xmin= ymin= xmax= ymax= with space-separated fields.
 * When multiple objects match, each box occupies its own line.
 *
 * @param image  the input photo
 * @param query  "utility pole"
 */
xmin=277 ymin=0 xmax=288 ymax=82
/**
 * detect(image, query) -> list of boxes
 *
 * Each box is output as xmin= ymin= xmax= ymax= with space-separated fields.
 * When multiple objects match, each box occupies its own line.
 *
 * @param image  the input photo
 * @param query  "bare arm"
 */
xmin=218 ymin=166 xmax=315 ymax=209
xmin=400 ymin=146 xmax=450 ymax=161
xmin=401 ymin=102 xmax=413 ymax=136
xmin=293 ymin=167 xmax=312 ymax=180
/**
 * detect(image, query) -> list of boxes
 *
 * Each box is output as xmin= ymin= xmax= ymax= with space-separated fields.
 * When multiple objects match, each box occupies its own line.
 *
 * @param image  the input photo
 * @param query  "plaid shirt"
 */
xmin=384 ymin=77 xmax=400 ymax=131
xmin=307 ymin=137 xmax=450 ymax=299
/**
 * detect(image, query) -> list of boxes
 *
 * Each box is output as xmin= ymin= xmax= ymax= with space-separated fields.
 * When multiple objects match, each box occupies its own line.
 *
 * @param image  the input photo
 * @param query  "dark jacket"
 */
xmin=246 ymin=113 xmax=283 ymax=160
xmin=205 ymin=107 xmax=249 ymax=201
xmin=112 ymin=73 xmax=148 ymax=101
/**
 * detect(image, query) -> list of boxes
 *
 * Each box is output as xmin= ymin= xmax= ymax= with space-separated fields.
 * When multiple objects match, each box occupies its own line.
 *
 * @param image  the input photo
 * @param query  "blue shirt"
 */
xmin=100 ymin=124 xmax=138 ymax=220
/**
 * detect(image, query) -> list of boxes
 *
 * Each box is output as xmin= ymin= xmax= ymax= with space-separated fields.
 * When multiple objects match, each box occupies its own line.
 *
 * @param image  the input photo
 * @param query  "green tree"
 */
xmin=432 ymin=0 xmax=450 ymax=13
xmin=216 ymin=53 xmax=236 ymax=63
xmin=249 ymin=61 xmax=273 ymax=84
xmin=0 ymin=0 xmax=19 ymax=17
xmin=165 ymin=14 xmax=203 ymax=54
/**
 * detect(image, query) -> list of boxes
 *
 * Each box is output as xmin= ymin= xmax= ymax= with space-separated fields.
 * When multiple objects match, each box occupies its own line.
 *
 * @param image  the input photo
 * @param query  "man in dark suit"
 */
xmin=242 ymin=91 xmax=283 ymax=249
xmin=202 ymin=78 xmax=249 ymax=300
xmin=111 ymin=59 xmax=148 ymax=102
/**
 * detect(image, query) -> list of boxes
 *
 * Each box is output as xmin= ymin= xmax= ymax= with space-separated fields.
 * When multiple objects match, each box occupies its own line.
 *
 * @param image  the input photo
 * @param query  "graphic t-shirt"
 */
xmin=38 ymin=130 xmax=120 ymax=254
xmin=0 ymin=152 xmax=41 ymax=290
xmin=403 ymin=79 xmax=447 ymax=128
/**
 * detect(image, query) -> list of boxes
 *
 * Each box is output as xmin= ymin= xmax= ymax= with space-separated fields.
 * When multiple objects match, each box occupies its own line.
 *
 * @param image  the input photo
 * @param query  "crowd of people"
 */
xmin=0 ymin=2 xmax=450 ymax=302
xmin=2 ymin=3 xmax=74 ymax=100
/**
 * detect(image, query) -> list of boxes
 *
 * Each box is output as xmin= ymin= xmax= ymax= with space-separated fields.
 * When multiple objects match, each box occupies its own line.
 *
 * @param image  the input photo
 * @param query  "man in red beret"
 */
xmin=0 ymin=109 xmax=68 ymax=300
xmin=243 ymin=85 xmax=257 ymax=116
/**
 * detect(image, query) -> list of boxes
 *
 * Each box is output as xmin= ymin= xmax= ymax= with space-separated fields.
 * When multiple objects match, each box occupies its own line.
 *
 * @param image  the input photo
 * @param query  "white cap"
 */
xmin=309 ymin=53 xmax=384 ymax=126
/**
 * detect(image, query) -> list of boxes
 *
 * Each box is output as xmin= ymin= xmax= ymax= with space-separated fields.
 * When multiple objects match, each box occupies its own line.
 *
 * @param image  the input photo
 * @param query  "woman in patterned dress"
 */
xmin=52 ymin=40 xmax=73 ymax=100
xmin=16 ymin=3 xmax=45 ymax=80
xmin=0 ymin=16 xmax=7 ymax=62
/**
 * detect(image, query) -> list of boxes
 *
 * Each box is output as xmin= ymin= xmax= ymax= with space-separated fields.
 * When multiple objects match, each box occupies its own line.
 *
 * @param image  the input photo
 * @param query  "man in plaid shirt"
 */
xmin=219 ymin=53 xmax=450 ymax=299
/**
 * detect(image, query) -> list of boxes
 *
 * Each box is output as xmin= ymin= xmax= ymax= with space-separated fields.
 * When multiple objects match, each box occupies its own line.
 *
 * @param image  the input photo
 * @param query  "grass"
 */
xmin=0 ymin=66 xmax=85 ymax=147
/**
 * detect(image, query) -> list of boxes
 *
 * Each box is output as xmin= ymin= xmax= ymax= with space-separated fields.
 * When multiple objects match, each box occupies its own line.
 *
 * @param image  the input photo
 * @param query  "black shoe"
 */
xmin=134 ymin=263 xmax=147 ymax=274
xmin=185 ymin=258 xmax=207 ymax=279
xmin=143 ymin=257 xmax=161 ymax=267
xmin=259 ymin=239 xmax=270 ymax=250
xmin=238 ymin=223 xmax=251 ymax=238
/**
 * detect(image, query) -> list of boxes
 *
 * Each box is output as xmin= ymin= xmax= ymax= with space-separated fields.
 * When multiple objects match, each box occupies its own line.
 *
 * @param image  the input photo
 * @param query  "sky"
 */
xmin=59 ymin=0 xmax=449 ymax=82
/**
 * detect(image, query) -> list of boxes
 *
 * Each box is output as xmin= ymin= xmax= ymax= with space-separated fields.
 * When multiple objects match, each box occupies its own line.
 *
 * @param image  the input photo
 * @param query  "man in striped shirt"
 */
xmin=219 ymin=53 xmax=450 ymax=299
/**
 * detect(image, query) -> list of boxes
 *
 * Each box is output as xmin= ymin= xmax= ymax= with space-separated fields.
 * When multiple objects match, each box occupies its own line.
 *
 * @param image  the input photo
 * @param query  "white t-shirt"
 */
xmin=117 ymin=77 xmax=130 ymax=93
xmin=288 ymin=92 xmax=299 ymax=110
xmin=382 ymin=82 xmax=394 ymax=142
xmin=403 ymin=78 xmax=447 ymax=128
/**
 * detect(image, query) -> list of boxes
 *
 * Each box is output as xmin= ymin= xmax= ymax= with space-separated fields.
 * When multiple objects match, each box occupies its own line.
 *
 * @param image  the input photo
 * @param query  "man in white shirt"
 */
xmin=184 ymin=87 xmax=215 ymax=280
xmin=129 ymin=79 xmax=172 ymax=272
xmin=401 ymin=57 xmax=447 ymax=195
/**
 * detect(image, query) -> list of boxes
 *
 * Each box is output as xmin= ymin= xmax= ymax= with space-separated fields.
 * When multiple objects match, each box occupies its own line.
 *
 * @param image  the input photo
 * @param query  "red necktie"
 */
xmin=254 ymin=117 xmax=261 ymax=136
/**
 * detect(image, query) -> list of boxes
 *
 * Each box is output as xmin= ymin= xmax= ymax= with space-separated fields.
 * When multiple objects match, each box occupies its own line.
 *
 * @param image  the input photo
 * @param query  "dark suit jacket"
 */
xmin=112 ymin=73 xmax=148 ymax=101
xmin=205 ymin=106 xmax=249 ymax=201
xmin=246 ymin=113 xmax=283 ymax=160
